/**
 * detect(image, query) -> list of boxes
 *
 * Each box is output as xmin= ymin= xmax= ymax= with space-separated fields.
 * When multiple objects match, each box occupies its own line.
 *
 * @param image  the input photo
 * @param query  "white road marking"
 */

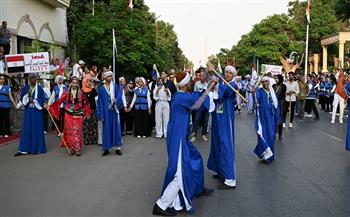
xmin=318 ymin=129 xmax=343 ymax=142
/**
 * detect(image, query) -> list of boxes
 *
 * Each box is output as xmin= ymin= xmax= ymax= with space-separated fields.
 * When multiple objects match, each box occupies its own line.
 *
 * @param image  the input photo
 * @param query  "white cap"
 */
xmin=78 ymin=60 xmax=85 ymax=65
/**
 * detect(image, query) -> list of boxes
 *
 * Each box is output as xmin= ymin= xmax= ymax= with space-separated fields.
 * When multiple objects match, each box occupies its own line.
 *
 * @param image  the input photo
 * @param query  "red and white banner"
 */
xmin=5 ymin=52 xmax=49 ymax=74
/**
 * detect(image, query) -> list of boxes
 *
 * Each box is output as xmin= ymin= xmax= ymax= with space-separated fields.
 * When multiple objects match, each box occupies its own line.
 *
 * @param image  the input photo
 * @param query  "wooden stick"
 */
xmin=288 ymin=99 xmax=292 ymax=126
xmin=46 ymin=109 xmax=71 ymax=155
xmin=211 ymin=70 xmax=248 ymax=102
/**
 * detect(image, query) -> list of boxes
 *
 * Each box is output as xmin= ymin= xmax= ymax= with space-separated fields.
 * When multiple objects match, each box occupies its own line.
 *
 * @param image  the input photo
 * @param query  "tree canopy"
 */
xmin=208 ymin=0 xmax=349 ymax=75
xmin=334 ymin=0 xmax=350 ymax=22
xmin=67 ymin=0 xmax=192 ymax=79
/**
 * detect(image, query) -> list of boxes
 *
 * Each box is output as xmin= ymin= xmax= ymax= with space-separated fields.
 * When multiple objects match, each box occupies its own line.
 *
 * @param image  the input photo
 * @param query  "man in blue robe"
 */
xmin=207 ymin=65 xmax=238 ymax=190
xmin=14 ymin=74 xmax=46 ymax=156
xmin=344 ymin=75 xmax=350 ymax=151
xmin=97 ymin=71 xmax=124 ymax=156
xmin=152 ymin=71 xmax=217 ymax=216
xmin=254 ymin=76 xmax=280 ymax=164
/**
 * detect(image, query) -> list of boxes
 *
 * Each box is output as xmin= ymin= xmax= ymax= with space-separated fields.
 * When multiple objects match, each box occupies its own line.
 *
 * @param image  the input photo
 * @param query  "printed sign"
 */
xmin=5 ymin=52 xmax=50 ymax=73
xmin=261 ymin=64 xmax=283 ymax=75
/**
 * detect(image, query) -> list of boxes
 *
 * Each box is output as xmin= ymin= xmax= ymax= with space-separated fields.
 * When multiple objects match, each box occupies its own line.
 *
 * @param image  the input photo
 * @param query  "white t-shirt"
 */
xmin=285 ymin=80 xmax=299 ymax=102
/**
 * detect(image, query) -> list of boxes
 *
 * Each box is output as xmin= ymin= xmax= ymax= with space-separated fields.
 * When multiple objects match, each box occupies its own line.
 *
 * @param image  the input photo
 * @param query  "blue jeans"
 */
xmin=192 ymin=110 xmax=209 ymax=136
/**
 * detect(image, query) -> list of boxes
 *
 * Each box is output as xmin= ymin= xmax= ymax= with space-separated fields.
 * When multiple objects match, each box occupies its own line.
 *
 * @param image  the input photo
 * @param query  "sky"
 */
xmin=144 ymin=0 xmax=291 ymax=68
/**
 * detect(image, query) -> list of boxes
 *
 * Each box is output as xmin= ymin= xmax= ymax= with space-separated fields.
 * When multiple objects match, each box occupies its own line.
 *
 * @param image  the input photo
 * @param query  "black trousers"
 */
xmin=52 ymin=108 xmax=65 ymax=133
xmin=282 ymin=101 xmax=296 ymax=124
xmin=120 ymin=109 xmax=134 ymax=134
xmin=276 ymin=102 xmax=284 ymax=138
xmin=150 ymin=101 xmax=156 ymax=128
xmin=0 ymin=107 xmax=10 ymax=135
xmin=305 ymin=99 xmax=319 ymax=117
xmin=325 ymin=96 xmax=334 ymax=112
xmin=319 ymin=95 xmax=326 ymax=110
xmin=134 ymin=109 xmax=150 ymax=137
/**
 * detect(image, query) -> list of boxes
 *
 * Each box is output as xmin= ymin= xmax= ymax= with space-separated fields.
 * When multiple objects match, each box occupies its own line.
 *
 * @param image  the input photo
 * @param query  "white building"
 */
xmin=0 ymin=0 xmax=70 ymax=59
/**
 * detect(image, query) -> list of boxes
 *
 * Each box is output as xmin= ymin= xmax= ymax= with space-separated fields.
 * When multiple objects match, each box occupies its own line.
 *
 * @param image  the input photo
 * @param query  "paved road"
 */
xmin=1 ymin=110 xmax=350 ymax=217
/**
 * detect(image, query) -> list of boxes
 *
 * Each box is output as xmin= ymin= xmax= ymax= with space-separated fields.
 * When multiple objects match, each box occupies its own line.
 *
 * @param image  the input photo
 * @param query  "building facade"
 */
xmin=0 ymin=0 xmax=70 ymax=59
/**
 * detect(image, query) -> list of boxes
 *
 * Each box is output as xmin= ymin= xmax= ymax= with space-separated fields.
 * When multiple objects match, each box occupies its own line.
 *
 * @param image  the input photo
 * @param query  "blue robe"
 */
xmin=254 ymin=88 xmax=280 ymax=162
xmin=344 ymin=83 xmax=350 ymax=151
xmin=18 ymin=85 xmax=46 ymax=154
xmin=162 ymin=91 xmax=209 ymax=213
xmin=97 ymin=84 xmax=123 ymax=151
xmin=207 ymin=81 xmax=237 ymax=180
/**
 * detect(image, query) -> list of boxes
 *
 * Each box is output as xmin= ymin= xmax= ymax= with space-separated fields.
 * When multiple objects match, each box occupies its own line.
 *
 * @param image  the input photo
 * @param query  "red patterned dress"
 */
xmin=51 ymin=89 xmax=91 ymax=153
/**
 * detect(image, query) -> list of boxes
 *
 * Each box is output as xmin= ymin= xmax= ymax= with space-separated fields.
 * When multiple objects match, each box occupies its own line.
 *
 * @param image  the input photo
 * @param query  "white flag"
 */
xmin=128 ymin=0 xmax=133 ymax=10
xmin=217 ymin=59 xmax=223 ymax=74
xmin=306 ymin=0 xmax=311 ymax=24
xmin=112 ymin=29 xmax=118 ymax=83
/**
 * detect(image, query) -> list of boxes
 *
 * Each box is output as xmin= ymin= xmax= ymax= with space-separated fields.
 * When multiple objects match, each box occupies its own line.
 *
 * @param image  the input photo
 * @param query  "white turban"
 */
xmin=119 ymin=76 xmax=126 ymax=82
xmin=102 ymin=71 xmax=113 ymax=79
xmin=225 ymin=65 xmax=237 ymax=75
xmin=262 ymin=76 xmax=270 ymax=82
xmin=138 ymin=77 xmax=146 ymax=84
xmin=177 ymin=73 xmax=190 ymax=87
xmin=55 ymin=75 xmax=64 ymax=84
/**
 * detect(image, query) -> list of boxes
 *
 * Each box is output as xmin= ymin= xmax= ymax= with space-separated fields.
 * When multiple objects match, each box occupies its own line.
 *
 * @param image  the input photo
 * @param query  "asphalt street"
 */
xmin=1 ymin=109 xmax=350 ymax=217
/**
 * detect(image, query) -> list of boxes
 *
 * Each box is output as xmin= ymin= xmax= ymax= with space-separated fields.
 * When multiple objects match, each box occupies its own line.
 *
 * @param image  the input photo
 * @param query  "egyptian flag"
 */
xmin=306 ymin=0 xmax=311 ymax=24
xmin=6 ymin=55 xmax=25 ymax=73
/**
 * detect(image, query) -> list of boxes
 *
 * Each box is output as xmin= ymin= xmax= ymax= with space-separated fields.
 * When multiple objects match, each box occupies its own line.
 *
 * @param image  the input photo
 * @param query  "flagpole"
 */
xmin=92 ymin=0 xmax=95 ymax=15
xmin=304 ymin=23 xmax=309 ymax=77
xmin=112 ymin=29 xmax=116 ymax=83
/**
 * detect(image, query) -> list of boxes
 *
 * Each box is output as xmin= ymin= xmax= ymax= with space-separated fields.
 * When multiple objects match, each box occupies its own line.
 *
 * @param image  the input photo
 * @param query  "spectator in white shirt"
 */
xmin=153 ymin=78 xmax=171 ymax=139
xmin=282 ymin=72 xmax=299 ymax=128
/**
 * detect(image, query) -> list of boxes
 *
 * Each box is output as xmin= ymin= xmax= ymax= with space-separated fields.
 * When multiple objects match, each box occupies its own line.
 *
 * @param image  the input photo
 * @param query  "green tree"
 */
xmin=334 ymin=0 xmax=350 ymax=22
xmin=68 ymin=0 xmax=190 ymax=78
xmin=208 ymin=0 xmax=349 ymax=74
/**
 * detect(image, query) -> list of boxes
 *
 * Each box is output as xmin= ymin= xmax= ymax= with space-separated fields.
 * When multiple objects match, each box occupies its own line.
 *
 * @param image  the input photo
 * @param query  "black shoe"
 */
xmin=115 ymin=149 xmax=123 ymax=155
xmin=197 ymin=187 xmax=214 ymax=197
xmin=212 ymin=174 xmax=225 ymax=182
xmin=314 ymin=116 xmax=320 ymax=121
xmin=217 ymin=183 xmax=236 ymax=190
xmin=278 ymin=136 xmax=283 ymax=141
xmin=212 ymin=174 xmax=220 ymax=179
xmin=14 ymin=152 xmax=25 ymax=157
xmin=76 ymin=151 xmax=81 ymax=157
xmin=165 ymin=207 xmax=176 ymax=215
xmin=262 ymin=159 xmax=273 ymax=165
xmin=102 ymin=150 xmax=110 ymax=156
xmin=152 ymin=204 xmax=176 ymax=216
